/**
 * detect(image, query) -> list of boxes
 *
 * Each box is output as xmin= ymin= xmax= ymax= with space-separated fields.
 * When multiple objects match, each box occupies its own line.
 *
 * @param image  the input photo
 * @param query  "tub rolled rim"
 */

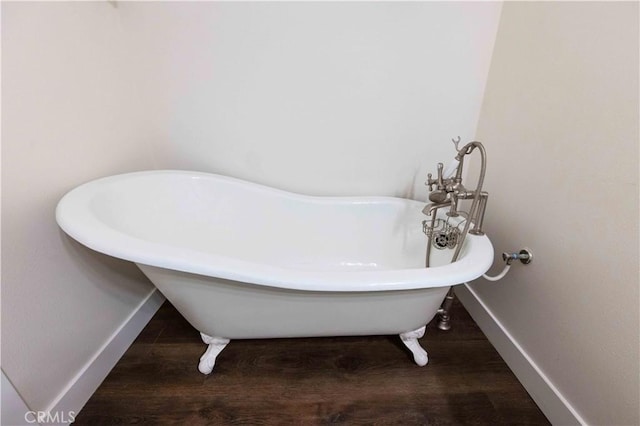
xmin=56 ymin=170 xmax=494 ymax=292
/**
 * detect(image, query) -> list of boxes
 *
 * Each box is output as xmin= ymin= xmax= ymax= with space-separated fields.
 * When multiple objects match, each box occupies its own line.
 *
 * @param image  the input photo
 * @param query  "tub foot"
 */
xmin=399 ymin=326 xmax=428 ymax=366
xmin=198 ymin=332 xmax=230 ymax=375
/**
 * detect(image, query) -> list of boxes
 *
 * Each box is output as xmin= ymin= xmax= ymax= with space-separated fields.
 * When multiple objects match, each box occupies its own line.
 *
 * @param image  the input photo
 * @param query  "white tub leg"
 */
xmin=198 ymin=332 xmax=230 ymax=375
xmin=399 ymin=326 xmax=428 ymax=366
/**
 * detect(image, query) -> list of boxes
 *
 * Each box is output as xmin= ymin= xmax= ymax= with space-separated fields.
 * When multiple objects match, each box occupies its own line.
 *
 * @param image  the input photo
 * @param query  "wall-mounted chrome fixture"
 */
xmin=482 ymin=248 xmax=533 ymax=282
xmin=503 ymin=248 xmax=533 ymax=265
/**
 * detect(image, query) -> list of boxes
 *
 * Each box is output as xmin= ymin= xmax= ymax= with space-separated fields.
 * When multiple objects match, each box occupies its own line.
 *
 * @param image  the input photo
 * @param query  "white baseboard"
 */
xmin=2 ymin=369 xmax=34 ymax=426
xmin=45 ymin=289 xmax=165 ymax=423
xmin=455 ymin=284 xmax=586 ymax=426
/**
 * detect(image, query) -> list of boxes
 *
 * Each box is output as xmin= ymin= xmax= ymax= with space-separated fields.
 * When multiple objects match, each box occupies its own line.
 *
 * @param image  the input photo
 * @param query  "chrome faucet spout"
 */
xmin=422 ymin=200 xmax=452 ymax=216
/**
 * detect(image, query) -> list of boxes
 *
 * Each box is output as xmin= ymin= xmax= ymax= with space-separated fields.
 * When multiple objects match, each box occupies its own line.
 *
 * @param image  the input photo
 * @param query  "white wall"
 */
xmin=1 ymin=0 xmax=503 ymax=416
xmin=470 ymin=2 xmax=639 ymax=425
xmin=8 ymin=2 xmax=635 ymax=424
xmin=123 ymin=1 xmax=502 ymax=197
xmin=1 ymin=2 xmax=156 ymax=411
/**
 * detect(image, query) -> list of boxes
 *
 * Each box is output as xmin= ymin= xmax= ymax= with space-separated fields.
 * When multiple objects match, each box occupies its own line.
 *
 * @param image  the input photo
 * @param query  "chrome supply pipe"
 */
xmin=450 ymin=141 xmax=487 ymax=260
xmin=438 ymin=141 xmax=487 ymax=330
xmin=423 ymin=140 xmax=488 ymax=330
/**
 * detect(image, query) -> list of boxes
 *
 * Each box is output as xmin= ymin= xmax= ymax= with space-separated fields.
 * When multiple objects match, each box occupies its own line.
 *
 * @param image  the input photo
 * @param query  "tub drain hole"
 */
xmin=432 ymin=228 xmax=459 ymax=250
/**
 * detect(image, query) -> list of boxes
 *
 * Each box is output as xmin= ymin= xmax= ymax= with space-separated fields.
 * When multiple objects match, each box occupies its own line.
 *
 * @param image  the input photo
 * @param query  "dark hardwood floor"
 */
xmin=75 ymin=298 xmax=549 ymax=425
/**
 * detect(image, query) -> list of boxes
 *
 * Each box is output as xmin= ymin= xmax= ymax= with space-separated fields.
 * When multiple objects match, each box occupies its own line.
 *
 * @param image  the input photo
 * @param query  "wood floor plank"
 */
xmin=74 ymin=299 xmax=549 ymax=425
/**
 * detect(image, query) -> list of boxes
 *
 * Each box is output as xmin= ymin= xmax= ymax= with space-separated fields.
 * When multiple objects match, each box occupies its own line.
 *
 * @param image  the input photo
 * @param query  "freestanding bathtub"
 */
xmin=56 ymin=170 xmax=493 ymax=374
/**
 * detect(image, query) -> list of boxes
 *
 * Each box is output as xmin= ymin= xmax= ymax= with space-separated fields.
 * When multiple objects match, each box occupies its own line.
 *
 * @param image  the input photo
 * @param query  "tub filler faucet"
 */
xmin=423 ymin=139 xmax=489 ymax=330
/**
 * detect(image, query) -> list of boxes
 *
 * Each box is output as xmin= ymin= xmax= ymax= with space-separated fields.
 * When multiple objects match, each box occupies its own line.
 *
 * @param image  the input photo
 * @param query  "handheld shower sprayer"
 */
xmin=441 ymin=136 xmax=463 ymax=179
xmin=442 ymin=159 xmax=460 ymax=180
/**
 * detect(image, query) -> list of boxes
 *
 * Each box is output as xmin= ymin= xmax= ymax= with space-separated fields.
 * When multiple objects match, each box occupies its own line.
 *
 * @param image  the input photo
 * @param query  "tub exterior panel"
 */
xmin=138 ymin=264 xmax=449 ymax=339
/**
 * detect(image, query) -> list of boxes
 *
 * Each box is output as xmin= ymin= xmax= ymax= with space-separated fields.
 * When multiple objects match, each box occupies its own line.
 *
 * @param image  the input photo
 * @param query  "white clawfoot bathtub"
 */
xmin=56 ymin=171 xmax=493 ymax=374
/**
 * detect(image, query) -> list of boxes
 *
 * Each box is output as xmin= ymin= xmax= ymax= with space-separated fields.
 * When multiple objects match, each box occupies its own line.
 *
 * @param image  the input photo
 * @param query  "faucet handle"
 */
xmin=451 ymin=136 xmax=461 ymax=151
xmin=426 ymin=172 xmax=436 ymax=191
xmin=426 ymin=163 xmax=446 ymax=191
xmin=436 ymin=163 xmax=444 ymax=186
